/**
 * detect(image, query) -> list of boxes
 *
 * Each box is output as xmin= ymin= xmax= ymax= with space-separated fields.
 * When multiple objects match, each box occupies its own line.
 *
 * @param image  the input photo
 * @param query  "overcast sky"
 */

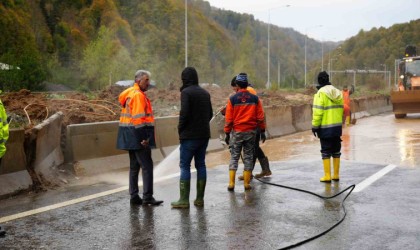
xmin=206 ymin=0 xmax=420 ymax=42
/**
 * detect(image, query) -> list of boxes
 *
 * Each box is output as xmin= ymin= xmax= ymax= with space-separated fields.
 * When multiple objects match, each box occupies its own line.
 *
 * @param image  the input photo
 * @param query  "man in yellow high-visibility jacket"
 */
xmin=0 ymin=92 xmax=8 ymax=164
xmin=0 ymin=92 xmax=8 ymax=237
xmin=312 ymin=71 xmax=344 ymax=182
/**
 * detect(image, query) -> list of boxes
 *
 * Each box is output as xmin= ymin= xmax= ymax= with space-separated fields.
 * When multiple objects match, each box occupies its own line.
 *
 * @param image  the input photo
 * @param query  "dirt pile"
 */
xmin=1 ymin=85 xmax=315 ymax=129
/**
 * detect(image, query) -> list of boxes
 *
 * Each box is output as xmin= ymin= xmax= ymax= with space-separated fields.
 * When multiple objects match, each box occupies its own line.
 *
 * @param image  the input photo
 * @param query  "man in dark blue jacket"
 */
xmin=171 ymin=67 xmax=213 ymax=208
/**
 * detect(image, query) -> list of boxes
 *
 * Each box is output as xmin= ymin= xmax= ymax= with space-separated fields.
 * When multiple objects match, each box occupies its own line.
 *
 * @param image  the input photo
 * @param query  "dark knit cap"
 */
xmin=236 ymin=73 xmax=248 ymax=88
xmin=317 ymin=71 xmax=330 ymax=86
xmin=230 ymin=76 xmax=237 ymax=87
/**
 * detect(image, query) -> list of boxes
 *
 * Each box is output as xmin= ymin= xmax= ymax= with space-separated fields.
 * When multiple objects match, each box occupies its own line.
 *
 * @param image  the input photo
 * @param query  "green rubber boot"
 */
xmin=194 ymin=179 xmax=206 ymax=207
xmin=171 ymin=180 xmax=190 ymax=208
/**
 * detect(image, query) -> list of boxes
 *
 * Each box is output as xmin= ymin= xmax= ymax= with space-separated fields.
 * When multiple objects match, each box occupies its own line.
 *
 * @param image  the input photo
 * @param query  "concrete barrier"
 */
xmin=65 ymin=120 xmax=165 ymax=176
xmin=292 ymin=104 xmax=313 ymax=132
xmin=33 ymin=112 xmax=64 ymax=181
xmin=352 ymin=96 xmax=392 ymax=119
xmin=0 ymin=129 xmax=26 ymax=174
xmin=265 ymin=105 xmax=296 ymax=138
xmin=0 ymin=129 xmax=32 ymax=197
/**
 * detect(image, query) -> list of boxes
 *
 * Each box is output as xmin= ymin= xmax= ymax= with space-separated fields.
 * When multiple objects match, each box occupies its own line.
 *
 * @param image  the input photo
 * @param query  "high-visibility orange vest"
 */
xmin=342 ymin=89 xmax=351 ymax=117
xmin=118 ymin=84 xmax=154 ymax=128
xmin=116 ymin=84 xmax=155 ymax=150
xmin=247 ymin=86 xmax=257 ymax=95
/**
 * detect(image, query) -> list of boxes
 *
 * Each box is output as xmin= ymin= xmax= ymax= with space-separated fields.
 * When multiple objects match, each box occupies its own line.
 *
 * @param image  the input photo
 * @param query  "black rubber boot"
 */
xmin=0 ymin=225 xmax=5 ymax=237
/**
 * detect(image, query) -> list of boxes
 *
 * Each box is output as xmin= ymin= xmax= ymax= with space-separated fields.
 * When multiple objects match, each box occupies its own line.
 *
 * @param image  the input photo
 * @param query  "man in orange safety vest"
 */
xmin=342 ymin=85 xmax=354 ymax=125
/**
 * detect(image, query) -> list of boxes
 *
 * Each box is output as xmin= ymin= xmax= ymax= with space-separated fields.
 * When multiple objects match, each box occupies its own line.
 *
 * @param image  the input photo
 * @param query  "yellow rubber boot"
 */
xmin=227 ymin=170 xmax=236 ymax=191
xmin=244 ymin=170 xmax=252 ymax=191
xmin=332 ymin=157 xmax=340 ymax=181
xmin=345 ymin=116 xmax=350 ymax=125
xmin=320 ymin=158 xmax=331 ymax=182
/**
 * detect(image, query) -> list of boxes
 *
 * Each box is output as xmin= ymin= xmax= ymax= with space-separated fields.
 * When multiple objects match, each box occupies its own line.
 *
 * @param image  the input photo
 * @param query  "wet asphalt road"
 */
xmin=1 ymin=112 xmax=420 ymax=249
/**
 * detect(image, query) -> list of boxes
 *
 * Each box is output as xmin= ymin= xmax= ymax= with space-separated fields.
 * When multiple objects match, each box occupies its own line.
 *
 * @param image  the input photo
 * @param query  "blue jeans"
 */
xmin=179 ymin=139 xmax=209 ymax=180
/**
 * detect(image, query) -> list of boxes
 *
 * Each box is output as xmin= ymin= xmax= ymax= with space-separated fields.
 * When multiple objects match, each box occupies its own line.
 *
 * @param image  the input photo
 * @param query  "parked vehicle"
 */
xmin=391 ymin=45 xmax=420 ymax=118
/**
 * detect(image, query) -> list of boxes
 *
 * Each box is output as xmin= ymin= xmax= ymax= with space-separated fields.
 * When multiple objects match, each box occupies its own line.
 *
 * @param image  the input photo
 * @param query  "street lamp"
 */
xmin=381 ymin=63 xmax=387 ymax=89
xmin=185 ymin=0 xmax=188 ymax=67
xmin=304 ymin=25 xmax=322 ymax=87
xmin=329 ymin=58 xmax=338 ymax=82
xmin=277 ymin=59 xmax=281 ymax=89
xmin=267 ymin=5 xmax=291 ymax=89
xmin=321 ymin=39 xmax=324 ymax=71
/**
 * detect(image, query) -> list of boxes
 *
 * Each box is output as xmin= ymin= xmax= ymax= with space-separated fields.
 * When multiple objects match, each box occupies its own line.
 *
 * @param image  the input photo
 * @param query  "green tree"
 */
xmin=80 ymin=26 xmax=135 ymax=90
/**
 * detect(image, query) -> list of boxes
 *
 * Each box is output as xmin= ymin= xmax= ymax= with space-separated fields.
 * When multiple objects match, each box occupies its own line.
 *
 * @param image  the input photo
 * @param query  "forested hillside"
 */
xmin=0 ymin=0 xmax=418 ymax=92
xmin=0 ymin=0 xmax=338 ymax=91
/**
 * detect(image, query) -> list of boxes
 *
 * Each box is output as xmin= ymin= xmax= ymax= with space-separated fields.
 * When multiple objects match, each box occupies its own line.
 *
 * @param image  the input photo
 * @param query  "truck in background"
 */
xmin=390 ymin=45 xmax=420 ymax=118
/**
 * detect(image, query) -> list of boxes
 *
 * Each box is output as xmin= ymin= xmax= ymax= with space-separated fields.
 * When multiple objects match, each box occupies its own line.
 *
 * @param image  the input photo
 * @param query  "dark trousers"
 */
xmin=129 ymin=149 xmax=154 ymax=199
xmin=320 ymin=137 xmax=342 ymax=159
xmin=253 ymin=129 xmax=266 ymax=168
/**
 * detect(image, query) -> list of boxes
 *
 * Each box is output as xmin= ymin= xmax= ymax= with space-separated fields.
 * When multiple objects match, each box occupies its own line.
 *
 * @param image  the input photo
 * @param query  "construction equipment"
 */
xmin=391 ymin=45 xmax=420 ymax=118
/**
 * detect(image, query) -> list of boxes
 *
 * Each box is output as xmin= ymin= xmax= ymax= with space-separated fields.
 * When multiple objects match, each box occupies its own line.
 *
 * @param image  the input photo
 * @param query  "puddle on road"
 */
xmin=206 ymin=131 xmax=320 ymax=168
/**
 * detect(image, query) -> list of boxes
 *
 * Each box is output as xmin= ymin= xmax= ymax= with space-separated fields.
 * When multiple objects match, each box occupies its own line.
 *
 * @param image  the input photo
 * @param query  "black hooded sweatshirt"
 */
xmin=178 ymin=67 xmax=213 ymax=140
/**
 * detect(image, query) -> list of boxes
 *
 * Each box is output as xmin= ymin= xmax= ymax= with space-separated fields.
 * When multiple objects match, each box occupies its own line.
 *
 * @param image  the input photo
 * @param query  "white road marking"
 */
xmin=0 ymin=170 xmax=193 ymax=223
xmin=353 ymin=164 xmax=397 ymax=193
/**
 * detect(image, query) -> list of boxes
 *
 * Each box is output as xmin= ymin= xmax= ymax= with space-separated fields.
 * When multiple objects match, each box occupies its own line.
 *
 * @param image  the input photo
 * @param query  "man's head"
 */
xmin=135 ymin=70 xmax=151 ymax=92
xmin=343 ymin=85 xmax=348 ymax=91
xmin=181 ymin=67 xmax=199 ymax=85
xmin=230 ymin=76 xmax=239 ymax=92
xmin=236 ymin=73 xmax=248 ymax=89
xmin=316 ymin=71 xmax=330 ymax=90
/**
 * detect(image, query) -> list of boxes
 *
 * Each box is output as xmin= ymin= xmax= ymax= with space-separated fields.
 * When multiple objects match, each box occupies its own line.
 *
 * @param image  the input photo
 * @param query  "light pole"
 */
xmin=185 ymin=0 xmax=188 ymax=67
xmin=278 ymin=59 xmax=281 ymax=89
xmin=321 ymin=40 xmax=324 ymax=71
xmin=329 ymin=58 xmax=339 ymax=82
xmin=381 ymin=64 xmax=387 ymax=89
xmin=304 ymin=25 xmax=322 ymax=87
xmin=267 ymin=5 xmax=290 ymax=89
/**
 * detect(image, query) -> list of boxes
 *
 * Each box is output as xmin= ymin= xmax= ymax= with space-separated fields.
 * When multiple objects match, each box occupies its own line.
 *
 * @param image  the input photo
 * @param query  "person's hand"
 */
xmin=141 ymin=139 xmax=149 ymax=146
xmin=220 ymin=107 xmax=226 ymax=116
xmin=224 ymin=133 xmax=230 ymax=145
xmin=312 ymin=128 xmax=320 ymax=138
xmin=260 ymin=132 xmax=266 ymax=143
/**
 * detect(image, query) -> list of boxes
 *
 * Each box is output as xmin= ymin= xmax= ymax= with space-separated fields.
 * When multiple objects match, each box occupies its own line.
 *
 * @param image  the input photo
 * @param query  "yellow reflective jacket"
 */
xmin=312 ymin=85 xmax=343 ymax=138
xmin=0 ymin=99 xmax=9 ymax=158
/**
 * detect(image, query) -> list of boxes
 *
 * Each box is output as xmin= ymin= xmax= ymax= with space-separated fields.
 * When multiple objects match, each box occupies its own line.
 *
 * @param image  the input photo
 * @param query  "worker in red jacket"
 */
xmin=224 ymin=73 xmax=266 ymax=191
xmin=228 ymin=77 xmax=271 ymax=181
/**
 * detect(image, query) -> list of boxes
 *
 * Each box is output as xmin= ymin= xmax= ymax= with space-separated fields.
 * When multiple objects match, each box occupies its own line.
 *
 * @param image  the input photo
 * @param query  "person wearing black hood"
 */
xmin=312 ymin=71 xmax=344 ymax=182
xmin=171 ymin=67 xmax=213 ymax=208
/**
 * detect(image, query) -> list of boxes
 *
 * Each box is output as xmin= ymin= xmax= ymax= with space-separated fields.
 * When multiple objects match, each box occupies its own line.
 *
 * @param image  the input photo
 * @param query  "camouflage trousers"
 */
xmin=229 ymin=130 xmax=256 ymax=171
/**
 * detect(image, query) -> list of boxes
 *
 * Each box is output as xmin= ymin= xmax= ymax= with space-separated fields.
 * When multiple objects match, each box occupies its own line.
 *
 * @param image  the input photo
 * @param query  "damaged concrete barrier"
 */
xmin=32 ymin=112 xmax=65 ymax=182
